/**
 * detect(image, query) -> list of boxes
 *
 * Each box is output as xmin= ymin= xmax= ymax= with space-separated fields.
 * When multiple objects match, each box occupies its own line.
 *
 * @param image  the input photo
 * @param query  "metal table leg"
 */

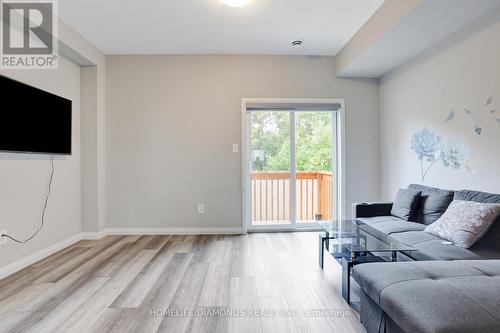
xmin=318 ymin=232 xmax=329 ymax=269
xmin=341 ymin=256 xmax=353 ymax=304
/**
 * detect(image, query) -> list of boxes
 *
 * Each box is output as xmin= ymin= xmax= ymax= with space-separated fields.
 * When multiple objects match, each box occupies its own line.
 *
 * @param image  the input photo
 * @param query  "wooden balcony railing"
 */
xmin=251 ymin=171 xmax=333 ymax=224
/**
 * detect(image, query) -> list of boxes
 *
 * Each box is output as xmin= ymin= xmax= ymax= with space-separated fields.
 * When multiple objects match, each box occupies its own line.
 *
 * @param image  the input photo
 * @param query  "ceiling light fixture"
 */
xmin=291 ymin=40 xmax=303 ymax=47
xmin=222 ymin=0 xmax=249 ymax=8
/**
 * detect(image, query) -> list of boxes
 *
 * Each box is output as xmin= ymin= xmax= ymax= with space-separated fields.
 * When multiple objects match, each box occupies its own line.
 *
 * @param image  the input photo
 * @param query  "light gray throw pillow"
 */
xmin=425 ymin=200 xmax=500 ymax=248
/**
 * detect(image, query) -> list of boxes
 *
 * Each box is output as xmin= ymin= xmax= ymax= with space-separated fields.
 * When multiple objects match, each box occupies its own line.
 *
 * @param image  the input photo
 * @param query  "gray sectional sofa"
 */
xmin=351 ymin=184 xmax=500 ymax=333
xmin=353 ymin=260 xmax=500 ymax=333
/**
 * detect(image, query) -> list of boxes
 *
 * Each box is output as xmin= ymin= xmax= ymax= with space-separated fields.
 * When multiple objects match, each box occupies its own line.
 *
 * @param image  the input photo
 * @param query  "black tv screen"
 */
xmin=0 ymin=75 xmax=72 ymax=155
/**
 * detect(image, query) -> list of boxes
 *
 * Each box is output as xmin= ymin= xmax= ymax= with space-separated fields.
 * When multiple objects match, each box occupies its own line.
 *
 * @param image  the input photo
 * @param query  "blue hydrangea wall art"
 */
xmin=411 ymin=128 xmax=470 ymax=181
xmin=411 ymin=128 xmax=440 ymax=162
xmin=439 ymin=136 xmax=470 ymax=169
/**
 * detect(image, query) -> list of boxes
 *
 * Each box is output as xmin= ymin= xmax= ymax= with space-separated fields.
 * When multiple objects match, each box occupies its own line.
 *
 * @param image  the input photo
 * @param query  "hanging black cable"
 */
xmin=1 ymin=154 xmax=55 ymax=244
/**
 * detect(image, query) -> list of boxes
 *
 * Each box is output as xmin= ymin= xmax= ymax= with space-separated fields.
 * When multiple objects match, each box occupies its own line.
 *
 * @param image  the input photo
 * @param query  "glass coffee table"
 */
xmin=318 ymin=220 xmax=417 ymax=305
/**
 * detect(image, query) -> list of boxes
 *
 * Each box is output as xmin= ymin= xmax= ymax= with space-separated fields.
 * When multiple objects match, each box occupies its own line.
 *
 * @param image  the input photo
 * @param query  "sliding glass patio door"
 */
xmin=245 ymin=104 xmax=339 ymax=230
xmin=250 ymin=111 xmax=293 ymax=226
xmin=295 ymin=111 xmax=335 ymax=224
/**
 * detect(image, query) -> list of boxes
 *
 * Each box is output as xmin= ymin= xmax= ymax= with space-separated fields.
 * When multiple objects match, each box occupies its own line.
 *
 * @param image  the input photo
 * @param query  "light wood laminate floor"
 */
xmin=0 ymin=233 xmax=365 ymax=333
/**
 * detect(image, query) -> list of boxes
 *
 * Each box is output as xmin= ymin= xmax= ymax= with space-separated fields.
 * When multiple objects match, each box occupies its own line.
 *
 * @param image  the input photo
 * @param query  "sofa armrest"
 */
xmin=352 ymin=202 xmax=393 ymax=218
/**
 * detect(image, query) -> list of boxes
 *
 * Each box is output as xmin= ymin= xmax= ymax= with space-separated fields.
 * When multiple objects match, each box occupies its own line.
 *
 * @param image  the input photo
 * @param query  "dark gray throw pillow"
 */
xmin=391 ymin=189 xmax=422 ymax=221
xmin=408 ymin=184 xmax=455 ymax=225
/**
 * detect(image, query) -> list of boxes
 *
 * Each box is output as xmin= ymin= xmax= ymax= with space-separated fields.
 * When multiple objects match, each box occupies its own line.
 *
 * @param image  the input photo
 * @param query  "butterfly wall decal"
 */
xmin=445 ymin=97 xmax=497 ymax=137
xmin=445 ymin=110 xmax=455 ymax=123
xmin=474 ymin=125 xmax=482 ymax=135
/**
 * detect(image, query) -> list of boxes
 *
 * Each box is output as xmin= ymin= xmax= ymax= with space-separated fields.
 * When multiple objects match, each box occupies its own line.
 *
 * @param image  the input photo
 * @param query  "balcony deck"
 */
xmin=251 ymin=171 xmax=333 ymax=225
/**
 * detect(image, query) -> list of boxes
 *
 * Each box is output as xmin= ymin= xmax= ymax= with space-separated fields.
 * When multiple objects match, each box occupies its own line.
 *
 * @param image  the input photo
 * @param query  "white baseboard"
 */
xmin=0 ymin=233 xmax=83 ymax=280
xmin=0 ymin=226 xmax=243 ymax=280
xmin=104 ymin=227 xmax=243 ymax=235
xmin=81 ymin=229 xmax=108 ymax=240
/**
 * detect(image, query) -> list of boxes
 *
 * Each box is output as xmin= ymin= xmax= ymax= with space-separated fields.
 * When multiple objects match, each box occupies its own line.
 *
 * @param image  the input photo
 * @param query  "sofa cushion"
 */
xmin=357 ymin=217 xmax=480 ymax=260
xmin=454 ymin=189 xmax=500 ymax=203
xmin=353 ymin=260 xmax=500 ymax=333
xmin=408 ymin=241 xmax=482 ymax=260
xmin=359 ymin=220 xmax=500 ymax=261
xmin=357 ymin=215 xmax=403 ymax=225
xmin=353 ymin=260 xmax=491 ymax=303
xmin=425 ymin=200 xmax=500 ymax=248
xmin=391 ymin=231 xmax=483 ymax=260
xmin=389 ymin=229 xmax=441 ymax=245
xmin=391 ymin=188 xmax=421 ymax=221
xmin=408 ymin=184 xmax=454 ymax=225
xmin=357 ymin=217 xmax=426 ymax=234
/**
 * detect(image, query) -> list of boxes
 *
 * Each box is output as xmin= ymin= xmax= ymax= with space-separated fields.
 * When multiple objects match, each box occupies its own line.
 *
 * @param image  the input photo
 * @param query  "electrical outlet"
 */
xmin=232 ymin=144 xmax=239 ymax=153
xmin=0 ymin=230 xmax=7 ymax=245
xmin=197 ymin=204 xmax=205 ymax=214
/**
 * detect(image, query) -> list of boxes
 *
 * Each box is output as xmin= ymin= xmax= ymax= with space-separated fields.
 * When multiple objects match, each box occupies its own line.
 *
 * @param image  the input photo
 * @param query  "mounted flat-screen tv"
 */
xmin=0 ymin=75 xmax=72 ymax=155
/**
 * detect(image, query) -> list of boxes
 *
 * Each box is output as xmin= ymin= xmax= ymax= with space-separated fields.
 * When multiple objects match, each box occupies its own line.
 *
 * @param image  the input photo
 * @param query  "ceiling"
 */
xmin=59 ymin=0 xmax=384 ymax=55
xmin=337 ymin=0 xmax=500 ymax=77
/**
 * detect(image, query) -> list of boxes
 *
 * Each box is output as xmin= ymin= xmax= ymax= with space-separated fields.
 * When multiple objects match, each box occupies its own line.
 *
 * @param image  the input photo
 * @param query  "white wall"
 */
xmin=59 ymin=20 xmax=108 ymax=233
xmin=81 ymin=67 xmax=99 ymax=232
xmin=106 ymin=55 xmax=380 ymax=229
xmin=0 ymin=18 xmax=106 ymax=273
xmin=0 ymin=57 xmax=81 ymax=268
xmin=380 ymin=10 xmax=500 ymax=200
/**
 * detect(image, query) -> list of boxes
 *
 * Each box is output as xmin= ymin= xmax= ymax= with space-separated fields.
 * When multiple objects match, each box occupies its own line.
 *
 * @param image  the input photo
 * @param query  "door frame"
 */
xmin=241 ymin=98 xmax=346 ymax=233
